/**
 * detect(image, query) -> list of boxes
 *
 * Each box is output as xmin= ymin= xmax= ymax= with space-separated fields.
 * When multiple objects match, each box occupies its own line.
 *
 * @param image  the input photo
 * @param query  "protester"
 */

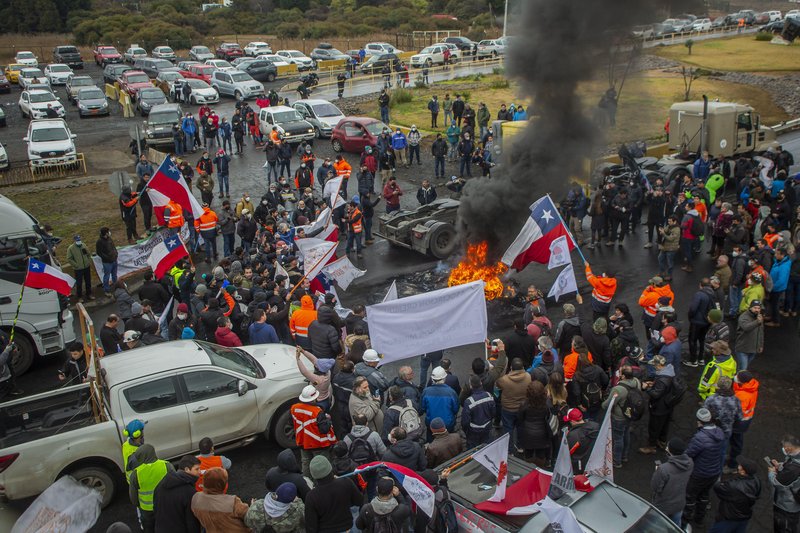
xmin=304 ymin=456 xmax=363 ymax=532
xmin=153 ymin=455 xmax=202 ymax=533
xmin=191 ymin=468 xmax=249 ymax=533
xmin=709 ymin=456 xmax=761 ymax=533
xmin=244 ymin=482 xmax=305 ymax=533
xmin=650 ymin=438 xmax=693 ymax=526
xmin=425 ymin=417 xmax=463 ymax=468
xmin=683 ymin=408 xmax=726 ymax=529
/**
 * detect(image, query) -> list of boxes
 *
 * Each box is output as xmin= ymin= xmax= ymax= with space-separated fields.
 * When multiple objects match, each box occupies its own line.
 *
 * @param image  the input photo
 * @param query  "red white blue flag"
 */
xmin=501 ymin=195 xmax=575 ymax=271
xmin=146 ymin=157 xmax=204 ymax=220
xmin=147 ymin=234 xmax=188 ymax=279
xmin=24 ymin=258 xmax=75 ymax=296
xmin=354 ymin=461 xmax=435 ymax=517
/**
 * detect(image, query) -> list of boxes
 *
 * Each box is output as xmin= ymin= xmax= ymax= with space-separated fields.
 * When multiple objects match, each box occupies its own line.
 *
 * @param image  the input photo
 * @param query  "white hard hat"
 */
xmin=431 ymin=366 xmax=447 ymax=382
xmin=123 ymin=330 xmax=140 ymax=343
xmin=299 ymin=385 xmax=320 ymax=403
xmin=363 ymin=349 xmax=380 ymax=363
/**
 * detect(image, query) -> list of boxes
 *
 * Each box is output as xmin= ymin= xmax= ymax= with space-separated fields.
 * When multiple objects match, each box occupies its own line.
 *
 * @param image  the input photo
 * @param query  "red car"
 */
xmin=331 ymin=117 xmax=389 ymax=154
xmin=119 ymin=70 xmax=154 ymax=97
xmin=179 ymin=64 xmax=216 ymax=83
xmin=0 ymin=74 xmax=10 ymax=93
xmin=216 ymin=43 xmax=244 ymax=60
xmin=94 ymin=45 xmax=122 ymax=66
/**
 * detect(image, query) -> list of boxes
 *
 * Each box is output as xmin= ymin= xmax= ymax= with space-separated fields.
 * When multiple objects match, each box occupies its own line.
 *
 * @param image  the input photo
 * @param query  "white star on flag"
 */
xmin=167 ymin=238 xmax=177 ymax=247
xmin=168 ymin=164 xmax=178 ymax=174
xmin=541 ymin=209 xmax=554 ymax=223
xmin=31 ymin=263 xmax=40 ymax=269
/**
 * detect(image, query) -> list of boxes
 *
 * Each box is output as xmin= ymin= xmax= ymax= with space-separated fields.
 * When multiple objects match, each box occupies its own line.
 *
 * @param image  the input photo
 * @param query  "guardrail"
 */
xmin=639 ymin=24 xmax=758 ymax=47
xmin=771 ymin=118 xmax=800 ymax=135
xmin=0 ymin=154 xmax=87 ymax=187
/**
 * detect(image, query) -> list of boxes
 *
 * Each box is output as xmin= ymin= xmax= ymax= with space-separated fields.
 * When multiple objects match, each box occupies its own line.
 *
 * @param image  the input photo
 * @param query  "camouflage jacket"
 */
xmin=244 ymin=498 xmax=305 ymax=533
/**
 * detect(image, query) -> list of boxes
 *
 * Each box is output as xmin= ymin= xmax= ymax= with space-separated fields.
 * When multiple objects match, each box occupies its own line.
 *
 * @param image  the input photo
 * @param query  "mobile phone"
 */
xmin=764 ymin=456 xmax=773 ymax=467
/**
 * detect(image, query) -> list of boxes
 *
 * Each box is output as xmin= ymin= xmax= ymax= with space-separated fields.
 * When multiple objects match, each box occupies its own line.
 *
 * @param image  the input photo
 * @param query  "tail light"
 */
xmin=0 ymin=453 xmax=19 ymax=474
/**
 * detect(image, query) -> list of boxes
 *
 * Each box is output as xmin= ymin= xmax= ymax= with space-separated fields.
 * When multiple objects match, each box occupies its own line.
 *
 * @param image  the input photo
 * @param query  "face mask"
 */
xmin=76 ymin=240 xmax=82 ymax=245
xmin=782 ymin=447 xmax=788 ymax=456
xmin=262 ymin=200 xmax=267 ymax=205
xmin=245 ymin=196 xmax=251 ymax=202
xmin=177 ymin=313 xmax=187 ymax=320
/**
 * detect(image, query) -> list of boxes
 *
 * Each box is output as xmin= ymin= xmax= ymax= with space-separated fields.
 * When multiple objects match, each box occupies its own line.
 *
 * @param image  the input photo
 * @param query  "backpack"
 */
xmin=690 ymin=215 xmax=705 ymax=237
xmin=347 ymin=433 xmax=376 ymax=465
xmin=619 ymin=382 xmax=647 ymax=421
xmin=531 ymin=319 xmax=552 ymax=339
xmin=581 ymin=381 xmax=603 ymax=409
xmin=371 ymin=511 xmax=401 ymax=533
xmin=661 ymin=376 xmax=687 ymax=408
xmin=316 ymin=411 xmax=332 ymax=435
xmin=426 ymin=490 xmax=458 ymax=533
xmin=389 ymin=400 xmax=422 ymax=440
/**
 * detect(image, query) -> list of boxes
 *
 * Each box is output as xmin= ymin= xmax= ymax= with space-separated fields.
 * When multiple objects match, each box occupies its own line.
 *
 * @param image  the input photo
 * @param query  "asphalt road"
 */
xmin=4 ymin=82 xmax=800 ymax=532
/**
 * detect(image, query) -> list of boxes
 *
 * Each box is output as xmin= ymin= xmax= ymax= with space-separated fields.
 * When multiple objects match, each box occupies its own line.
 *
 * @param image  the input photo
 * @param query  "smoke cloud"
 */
xmin=457 ymin=0 xmax=653 ymax=256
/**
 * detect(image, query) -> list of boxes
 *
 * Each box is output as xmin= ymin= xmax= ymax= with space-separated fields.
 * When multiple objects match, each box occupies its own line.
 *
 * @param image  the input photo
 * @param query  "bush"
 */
xmin=754 ymin=32 xmax=773 ymax=41
xmin=390 ymin=87 xmax=413 ymax=107
xmin=489 ymin=79 xmax=509 ymax=89
xmin=492 ymin=66 xmax=505 ymax=76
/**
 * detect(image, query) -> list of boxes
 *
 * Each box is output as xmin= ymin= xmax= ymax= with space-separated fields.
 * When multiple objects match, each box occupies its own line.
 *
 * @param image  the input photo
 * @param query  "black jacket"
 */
xmin=95 ymin=236 xmax=118 ymax=263
xmin=517 ymin=402 xmax=552 ymax=450
xmin=382 ymin=439 xmax=427 ymax=472
xmin=100 ymin=324 xmax=124 ymax=354
xmin=153 ymin=470 xmax=202 ymax=533
xmin=138 ymin=281 xmax=171 ymax=313
xmin=305 ymin=475 xmax=363 ymax=533
xmin=356 ymin=493 xmax=411 ymax=532
xmin=266 ymin=449 xmax=311 ymax=501
xmin=713 ymin=475 xmax=761 ymax=522
xmin=567 ymin=421 xmax=600 ymax=463
xmin=504 ymin=329 xmax=537 ymax=368
xmin=309 ymin=305 xmax=341 ymax=358
xmin=580 ymin=323 xmax=612 ymax=372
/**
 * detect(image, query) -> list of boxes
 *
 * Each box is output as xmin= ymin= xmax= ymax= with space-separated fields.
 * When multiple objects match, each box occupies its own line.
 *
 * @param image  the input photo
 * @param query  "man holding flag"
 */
xmin=146 ymin=155 xmax=204 ymax=230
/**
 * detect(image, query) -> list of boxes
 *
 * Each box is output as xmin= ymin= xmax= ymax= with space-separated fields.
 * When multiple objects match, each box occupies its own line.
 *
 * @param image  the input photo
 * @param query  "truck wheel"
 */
xmin=67 ymin=466 xmax=116 ymax=508
xmin=428 ymin=223 xmax=457 ymax=259
xmin=266 ymin=73 xmax=276 ymax=82
xmin=9 ymin=334 xmax=34 ymax=375
xmin=332 ymin=139 xmax=343 ymax=152
xmin=666 ymin=167 xmax=690 ymax=186
xmin=272 ymin=408 xmax=298 ymax=449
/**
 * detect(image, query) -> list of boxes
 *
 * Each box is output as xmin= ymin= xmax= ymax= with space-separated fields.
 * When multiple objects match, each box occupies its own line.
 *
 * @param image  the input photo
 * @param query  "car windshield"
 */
xmin=421 ymin=46 xmax=436 ymax=54
xmin=29 ymin=93 xmax=55 ymax=103
xmin=50 ymin=65 xmax=71 ymax=72
xmin=159 ymin=47 xmax=174 ymax=53
xmin=31 ymin=127 xmax=68 ymax=142
xmin=102 ymin=48 xmax=119 ymax=54
xmin=273 ymin=110 xmax=301 ymax=122
xmin=225 ymin=44 xmax=241 ymax=49
xmin=154 ymin=60 xmax=172 ymax=68
xmin=195 ymin=47 xmax=210 ymax=53
xmin=287 ymin=51 xmax=304 ymax=58
xmin=140 ymin=88 xmax=164 ymax=99
xmin=230 ymin=72 xmax=253 ymax=82
xmin=72 ymin=77 xmax=93 ymax=86
xmin=364 ymin=121 xmax=385 ymax=135
xmin=18 ymin=52 xmax=35 ymax=59
xmin=132 ymin=48 xmax=145 ymax=54
xmin=214 ymin=61 xmax=232 ymax=68
xmin=187 ymin=79 xmax=210 ymax=89
xmin=149 ymin=110 xmax=179 ymax=125
xmin=161 ymin=72 xmax=182 ymax=81
xmin=79 ymin=88 xmax=104 ymax=99
xmin=199 ymin=342 xmax=261 ymax=378
xmin=59 ymin=47 xmax=78 ymax=53
xmin=22 ymin=69 xmax=43 ymax=78
xmin=311 ymin=103 xmax=342 ymax=117
xmin=127 ymin=73 xmax=150 ymax=83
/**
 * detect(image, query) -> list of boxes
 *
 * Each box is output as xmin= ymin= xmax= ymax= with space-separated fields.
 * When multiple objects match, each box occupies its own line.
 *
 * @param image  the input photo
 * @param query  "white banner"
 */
xmin=548 ymin=430 xmax=575 ymax=500
xmin=472 ymin=433 xmax=510 ymax=502
xmin=274 ymin=261 xmax=291 ymax=289
xmin=295 ymin=237 xmax=337 ymax=280
xmin=383 ymin=280 xmax=398 ymax=302
xmin=91 ymin=225 xmax=192 ymax=279
xmin=323 ymin=176 xmax=342 ymax=200
xmin=366 ymin=280 xmax=488 ymax=366
xmin=532 ymin=497 xmax=585 ymax=533
xmin=12 ymin=476 xmax=101 ymax=533
xmin=547 ymin=235 xmax=571 ymax=271
xmin=328 ymin=286 xmax=353 ymax=320
xmin=584 ymin=395 xmax=615 ymax=482
xmin=548 ymin=263 xmax=577 ymax=302
xmin=323 ymin=255 xmax=366 ymax=291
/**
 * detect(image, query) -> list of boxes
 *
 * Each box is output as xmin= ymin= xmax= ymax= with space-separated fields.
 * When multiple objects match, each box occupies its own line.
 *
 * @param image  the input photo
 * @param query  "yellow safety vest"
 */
xmin=135 ymin=460 xmax=169 ymax=511
xmin=122 ymin=441 xmax=139 ymax=483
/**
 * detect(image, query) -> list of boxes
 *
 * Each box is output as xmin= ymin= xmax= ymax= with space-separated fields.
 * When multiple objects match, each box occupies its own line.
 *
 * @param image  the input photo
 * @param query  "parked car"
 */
xmin=180 ymin=64 xmax=216 ymax=83
xmin=93 ymin=46 xmax=122 ymax=66
xmin=75 ymin=87 xmax=110 ymax=117
xmin=119 ymin=70 xmax=154 ymax=97
xmin=144 ymin=103 xmax=183 ymax=147
xmin=155 ymin=69 xmax=185 ymax=96
xmin=692 ymin=18 xmax=712 ymax=31
xmin=711 ymin=16 xmax=730 ymax=28
xmin=24 ymin=118 xmax=77 ymax=167
xmin=211 ymin=69 xmax=264 ymax=99
xmin=359 ymin=53 xmax=399 ymax=74
xmin=136 ymin=87 xmax=168 ymax=116
xmin=477 ymin=38 xmax=507 ymax=58
xmin=14 ymin=51 xmax=38 ymax=67
xmin=0 ymin=340 xmax=306 ymax=507
xmin=133 ymin=57 xmax=175 ymax=78
xmin=43 ymin=64 xmax=73 ymax=85
xmin=177 ymin=60 xmax=200 ymax=70
xmin=123 ymin=46 xmax=148 ymax=64
xmin=4 ymin=64 xmax=24 ymax=84
xmin=345 ymin=49 xmax=361 ymax=62
xmin=331 ymin=116 xmax=388 ymax=153
xmin=440 ymin=42 xmax=462 ymax=60
xmin=103 ymin=63 xmax=133 ymax=85
xmin=257 ymin=105 xmax=315 ymax=144
xmin=364 ymin=42 xmax=403 ymax=56
xmin=18 ymin=68 xmax=49 ymax=90
xmin=293 ymin=99 xmax=345 ymax=138
xmin=189 ymin=45 xmax=214 ymax=61
xmin=244 ymin=41 xmax=272 ymax=56
xmin=310 ymin=47 xmax=350 ymax=62
xmin=275 ymin=50 xmax=316 ymax=71
xmin=52 ymin=46 xmax=83 ymax=68
xmin=761 ymin=20 xmax=785 ymax=33
xmin=755 ymin=12 xmax=770 ymax=24
xmin=0 ymin=142 xmax=8 ymax=169
xmin=0 ymin=75 xmax=10 ymax=93
xmin=411 ymin=45 xmax=450 ymax=67
xmin=0 ymin=107 xmax=5 ymax=128
xmin=787 ymin=10 xmax=800 ymax=20
xmin=205 ymin=59 xmax=234 ymax=70
xmin=176 ymin=78 xmax=219 ymax=104
xmin=65 ymin=75 xmax=96 ymax=102
xmin=151 ymin=46 xmax=177 ymax=61
xmin=236 ymin=59 xmax=277 ymax=82
xmin=216 ymin=42 xmax=244 ymax=60
xmin=443 ymin=36 xmax=475 ymax=53
xmin=19 ymin=89 xmax=64 ymax=119
xmin=732 ymin=10 xmax=757 ymax=25
xmin=257 ymin=54 xmax=290 ymax=68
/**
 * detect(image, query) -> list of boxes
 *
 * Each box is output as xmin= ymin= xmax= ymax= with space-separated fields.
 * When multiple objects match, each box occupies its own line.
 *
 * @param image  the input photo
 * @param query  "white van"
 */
xmin=0 ymin=195 xmax=76 ymax=375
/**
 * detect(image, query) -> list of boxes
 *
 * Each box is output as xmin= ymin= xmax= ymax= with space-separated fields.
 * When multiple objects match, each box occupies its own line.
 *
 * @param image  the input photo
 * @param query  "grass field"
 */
xmin=359 ymin=70 xmax=790 ymax=145
xmin=654 ymin=34 xmax=800 ymax=72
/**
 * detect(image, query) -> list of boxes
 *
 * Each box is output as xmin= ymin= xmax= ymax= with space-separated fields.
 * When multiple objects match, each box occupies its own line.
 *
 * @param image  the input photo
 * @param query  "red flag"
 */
xmin=24 ymin=258 xmax=75 ymax=296
xmin=146 ymin=157 xmax=203 ymax=219
xmin=501 ymin=195 xmax=575 ymax=271
xmin=475 ymin=468 xmax=553 ymax=516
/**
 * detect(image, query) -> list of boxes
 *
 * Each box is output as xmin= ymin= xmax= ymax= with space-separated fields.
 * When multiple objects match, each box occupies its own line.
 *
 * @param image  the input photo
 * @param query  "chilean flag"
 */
xmin=146 ymin=157 xmax=204 ymax=223
xmin=354 ymin=461 xmax=435 ymax=517
xmin=148 ymin=234 xmax=189 ymax=279
xmin=475 ymin=468 xmax=553 ymax=516
xmin=24 ymin=258 xmax=75 ymax=296
xmin=501 ymin=195 xmax=575 ymax=271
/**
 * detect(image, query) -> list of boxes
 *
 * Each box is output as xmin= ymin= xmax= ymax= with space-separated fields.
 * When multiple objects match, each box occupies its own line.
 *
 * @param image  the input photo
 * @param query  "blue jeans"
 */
xmin=736 ymin=351 xmax=755 ymax=370
xmin=460 ymin=156 xmax=471 ymax=177
xmin=729 ymin=286 xmax=742 ymax=315
xmin=786 ymin=278 xmax=800 ymax=312
xmin=611 ymin=418 xmax=631 ymax=464
xmin=709 ymin=519 xmax=749 ymax=533
xmin=346 ymin=231 xmax=362 ymax=253
xmin=680 ymin=239 xmax=695 ymax=265
xmin=444 ymin=110 xmax=452 ymax=125
xmin=408 ymin=145 xmax=420 ymax=164
xmin=380 ymin=106 xmax=389 ymax=124
xmin=434 ymin=157 xmax=445 ymax=178
xmin=222 ymin=136 xmax=232 ymax=153
xmin=201 ymin=230 xmax=217 ymax=260
xmin=501 ymin=409 xmax=518 ymax=451
xmin=218 ymin=174 xmax=229 ymax=196
xmin=657 ymin=250 xmax=676 ymax=276
xmin=101 ymin=262 xmax=117 ymax=292
xmin=448 ymin=141 xmax=457 ymax=160
xmin=174 ymin=139 xmax=184 ymax=156
xmin=222 ymin=233 xmax=235 ymax=257
xmin=266 ymin=162 xmax=278 ymax=183
xmin=241 ymin=240 xmax=251 ymax=254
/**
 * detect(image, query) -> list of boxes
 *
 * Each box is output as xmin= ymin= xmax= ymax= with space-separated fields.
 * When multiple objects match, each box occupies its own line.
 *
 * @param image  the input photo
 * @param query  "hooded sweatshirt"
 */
xmin=651 ymin=453 xmax=694 ymax=515
xmin=289 ymin=295 xmax=317 ymax=340
xmin=703 ymin=390 xmax=742 ymax=438
xmin=265 ymin=449 xmax=311 ymax=501
xmin=659 ymin=326 xmax=682 ymax=368
xmin=646 ymin=364 xmax=676 ymax=415
xmin=308 ymin=305 xmax=341 ymax=358
xmin=343 ymin=424 xmax=387 ymax=458
xmin=191 ymin=468 xmax=249 ymax=533
xmin=154 ymin=471 xmax=202 ymax=533
xmin=733 ymin=378 xmax=759 ymax=421
xmin=382 ymin=439 xmax=427 ymax=472
xmin=356 ymin=494 xmax=411 ymax=532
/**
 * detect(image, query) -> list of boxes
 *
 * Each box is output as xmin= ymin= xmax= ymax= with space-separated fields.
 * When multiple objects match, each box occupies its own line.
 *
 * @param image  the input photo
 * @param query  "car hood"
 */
xmin=240 ymin=344 xmax=313 ymax=380
xmin=193 ymin=87 xmax=217 ymax=97
xmin=30 ymin=139 xmax=72 ymax=151
xmin=128 ymin=81 xmax=153 ymax=89
xmin=317 ymin=115 xmax=344 ymax=128
xmin=279 ymin=119 xmax=313 ymax=132
xmin=29 ymin=101 xmax=61 ymax=110
xmin=195 ymin=53 xmax=214 ymax=60
xmin=78 ymin=97 xmax=106 ymax=106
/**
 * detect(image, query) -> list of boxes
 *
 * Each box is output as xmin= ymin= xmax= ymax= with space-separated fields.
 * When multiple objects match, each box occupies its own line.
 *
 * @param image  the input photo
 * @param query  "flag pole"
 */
xmin=286 ymin=248 xmax=333 ymax=300
xmin=547 ymin=193 xmax=587 ymax=264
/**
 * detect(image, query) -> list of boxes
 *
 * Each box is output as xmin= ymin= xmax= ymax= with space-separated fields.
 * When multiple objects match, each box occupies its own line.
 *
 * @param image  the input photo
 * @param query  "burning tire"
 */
xmin=427 ymin=222 xmax=457 ymax=259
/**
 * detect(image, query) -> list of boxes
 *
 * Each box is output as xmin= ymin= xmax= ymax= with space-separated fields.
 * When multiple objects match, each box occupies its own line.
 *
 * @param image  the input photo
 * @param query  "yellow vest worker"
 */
xmin=122 ymin=419 xmax=145 ymax=483
xmin=128 ymin=444 xmax=173 ymax=530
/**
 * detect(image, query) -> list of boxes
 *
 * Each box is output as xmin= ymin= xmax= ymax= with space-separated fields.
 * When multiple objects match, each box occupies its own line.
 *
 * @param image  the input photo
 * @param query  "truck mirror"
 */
xmin=237 ymin=379 xmax=248 ymax=396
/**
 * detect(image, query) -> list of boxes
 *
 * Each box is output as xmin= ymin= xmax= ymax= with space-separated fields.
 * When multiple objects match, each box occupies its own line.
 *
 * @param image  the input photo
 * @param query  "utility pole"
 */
xmin=503 ymin=0 xmax=509 ymax=37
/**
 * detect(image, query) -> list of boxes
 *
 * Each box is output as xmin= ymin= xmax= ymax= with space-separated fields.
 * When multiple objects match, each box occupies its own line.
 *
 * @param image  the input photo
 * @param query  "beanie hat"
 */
xmin=213 ymin=266 xmax=225 ymax=280
xmin=696 ymin=408 xmax=712 ymax=423
xmin=275 ymin=482 xmax=297 ymax=504
xmin=421 ymin=469 xmax=439 ymax=486
xmin=309 ymin=455 xmax=332 ymax=480
xmin=332 ymin=441 xmax=349 ymax=458
xmin=195 ymin=284 xmax=208 ymax=296
xmin=737 ymin=456 xmax=759 ymax=476
xmin=707 ymin=308 xmax=723 ymax=323
xmin=735 ymin=370 xmax=753 ymax=384
xmin=181 ymin=327 xmax=195 ymax=339
xmin=177 ymin=303 xmax=189 ymax=314
xmin=203 ymin=467 xmax=228 ymax=494
xmin=430 ymin=417 xmax=447 ymax=434
xmin=315 ymin=358 xmax=336 ymax=373
xmin=667 ymin=437 xmax=687 ymax=455
xmin=131 ymin=302 xmax=143 ymax=316
xmin=376 ymin=477 xmax=394 ymax=496
xmin=661 ymin=326 xmax=677 ymax=343
xmin=541 ymin=349 xmax=554 ymax=363
xmin=592 ymin=317 xmax=607 ymax=335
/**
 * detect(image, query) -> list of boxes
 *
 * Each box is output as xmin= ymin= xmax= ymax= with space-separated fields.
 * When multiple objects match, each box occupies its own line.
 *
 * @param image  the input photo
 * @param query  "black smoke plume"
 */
xmin=457 ymin=0 xmax=653 ymax=257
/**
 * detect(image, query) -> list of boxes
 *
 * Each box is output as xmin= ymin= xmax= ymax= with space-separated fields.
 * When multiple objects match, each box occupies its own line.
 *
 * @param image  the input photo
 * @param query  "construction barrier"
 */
xmin=276 ymin=63 xmax=299 ymax=77
xmin=0 ymin=154 xmax=87 ymax=187
xmin=105 ymin=83 xmax=118 ymax=101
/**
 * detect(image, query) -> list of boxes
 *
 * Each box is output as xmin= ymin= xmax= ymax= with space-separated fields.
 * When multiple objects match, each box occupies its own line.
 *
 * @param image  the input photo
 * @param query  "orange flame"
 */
xmin=448 ymin=242 xmax=508 ymax=300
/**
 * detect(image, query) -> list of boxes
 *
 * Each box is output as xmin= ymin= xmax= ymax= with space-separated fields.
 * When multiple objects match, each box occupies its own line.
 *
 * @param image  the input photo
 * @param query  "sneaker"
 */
xmin=644 ymin=242 xmax=653 ymax=249
xmin=682 ymin=360 xmax=698 ymax=368
xmin=698 ymin=360 xmax=706 ymax=367
xmin=613 ymin=462 xmax=623 ymax=469
xmin=638 ymin=446 xmax=657 ymax=455
xmin=587 ymin=243 xmax=595 ymax=250
xmin=606 ymin=241 xmax=615 ymax=246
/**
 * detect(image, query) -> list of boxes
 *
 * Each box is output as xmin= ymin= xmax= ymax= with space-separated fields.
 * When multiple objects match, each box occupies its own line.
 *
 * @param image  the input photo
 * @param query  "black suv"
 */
xmin=443 ymin=36 xmax=476 ymax=52
xmin=237 ymin=59 xmax=278 ymax=82
xmin=53 ymin=46 xmax=84 ymax=69
xmin=359 ymin=53 xmax=399 ymax=74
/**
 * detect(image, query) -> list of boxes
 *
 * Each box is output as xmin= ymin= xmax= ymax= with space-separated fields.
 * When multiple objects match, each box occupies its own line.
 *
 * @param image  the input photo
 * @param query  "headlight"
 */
xmin=146 ymin=131 xmax=154 ymax=138
xmin=30 ymin=150 xmax=40 ymax=156
xmin=66 ymin=148 xmax=76 ymax=154
xmin=307 ymin=129 xmax=313 ymax=133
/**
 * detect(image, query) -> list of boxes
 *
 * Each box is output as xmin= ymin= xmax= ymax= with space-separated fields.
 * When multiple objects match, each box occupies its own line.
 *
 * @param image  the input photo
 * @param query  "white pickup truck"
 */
xmin=0 ymin=340 xmax=307 ymax=507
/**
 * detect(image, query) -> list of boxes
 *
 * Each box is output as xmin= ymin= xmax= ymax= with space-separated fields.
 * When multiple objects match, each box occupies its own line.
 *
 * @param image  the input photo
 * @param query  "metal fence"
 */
xmin=0 ymin=154 xmax=87 ymax=187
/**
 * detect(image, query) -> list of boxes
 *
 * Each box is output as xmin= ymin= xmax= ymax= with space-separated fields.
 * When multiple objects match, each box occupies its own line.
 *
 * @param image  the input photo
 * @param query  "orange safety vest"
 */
xmin=165 ymin=201 xmax=184 ymax=229
xmin=194 ymin=208 xmax=218 ymax=232
xmin=563 ymin=351 xmax=594 ymax=381
xmin=291 ymin=402 xmax=336 ymax=449
xmin=733 ymin=378 xmax=759 ymax=421
xmin=350 ymin=207 xmax=363 ymax=233
xmin=638 ymin=284 xmax=675 ymax=317
xmin=194 ymin=455 xmax=227 ymax=492
xmin=270 ymin=130 xmax=281 ymax=144
xmin=334 ymin=160 xmax=352 ymax=180
xmin=764 ymin=232 xmax=779 ymax=248
xmin=289 ymin=295 xmax=317 ymax=338
xmin=301 ymin=153 xmax=315 ymax=166
xmin=696 ymin=201 xmax=708 ymax=223
xmin=584 ymin=264 xmax=616 ymax=304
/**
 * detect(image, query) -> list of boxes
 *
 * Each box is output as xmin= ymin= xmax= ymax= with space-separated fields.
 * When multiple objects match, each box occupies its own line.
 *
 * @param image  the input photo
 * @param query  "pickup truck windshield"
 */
xmin=273 ymin=110 xmax=301 ymax=123
xmin=198 ymin=342 xmax=263 ymax=378
xmin=148 ymin=111 xmax=179 ymax=125
xmin=126 ymin=74 xmax=150 ymax=84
